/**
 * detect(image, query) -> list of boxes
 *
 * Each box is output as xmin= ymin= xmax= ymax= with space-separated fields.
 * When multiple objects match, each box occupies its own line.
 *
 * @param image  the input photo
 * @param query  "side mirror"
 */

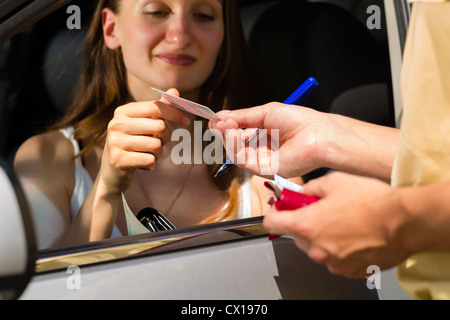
xmin=0 ymin=159 xmax=36 ymax=299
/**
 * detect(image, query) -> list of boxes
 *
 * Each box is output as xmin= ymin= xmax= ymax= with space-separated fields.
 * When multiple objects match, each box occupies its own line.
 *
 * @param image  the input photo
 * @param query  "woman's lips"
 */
xmin=156 ymin=53 xmax=196 ymax=66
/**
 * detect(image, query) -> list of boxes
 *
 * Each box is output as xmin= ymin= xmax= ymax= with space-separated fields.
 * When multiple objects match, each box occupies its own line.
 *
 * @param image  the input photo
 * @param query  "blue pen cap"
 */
xmin=283 ymin=77 xmax=318 ymax=105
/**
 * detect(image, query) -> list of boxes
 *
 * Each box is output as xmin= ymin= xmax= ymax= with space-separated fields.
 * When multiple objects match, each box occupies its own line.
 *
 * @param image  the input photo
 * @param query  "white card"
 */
xmin=152 ymin=88 xmax=221 ymax=120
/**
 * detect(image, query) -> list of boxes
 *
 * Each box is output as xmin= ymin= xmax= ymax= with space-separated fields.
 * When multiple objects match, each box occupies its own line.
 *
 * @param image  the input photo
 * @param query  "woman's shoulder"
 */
xmin=14 ymin=130 xmax=75 ymax=177
xmin=16 ymin=130 xmax=73 ymax=159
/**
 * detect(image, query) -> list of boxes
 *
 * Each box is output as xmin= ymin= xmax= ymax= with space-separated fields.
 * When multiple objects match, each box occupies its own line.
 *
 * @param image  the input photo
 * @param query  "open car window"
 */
xmin=0 ymin=0 xmax=397 ymax=274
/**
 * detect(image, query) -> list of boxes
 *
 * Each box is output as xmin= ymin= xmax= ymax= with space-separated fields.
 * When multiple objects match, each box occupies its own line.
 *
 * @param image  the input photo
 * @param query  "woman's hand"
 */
xmin=99 ymin=88 xmax=190 ymax=194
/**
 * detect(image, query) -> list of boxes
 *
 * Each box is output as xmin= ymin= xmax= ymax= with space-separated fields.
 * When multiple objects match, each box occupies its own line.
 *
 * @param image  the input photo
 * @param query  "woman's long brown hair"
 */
xmin=51 ymin=0 xmax=254 ymax=223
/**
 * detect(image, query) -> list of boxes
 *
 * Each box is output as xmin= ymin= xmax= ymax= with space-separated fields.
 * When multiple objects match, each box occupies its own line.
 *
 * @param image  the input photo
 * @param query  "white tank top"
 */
xmin=60 ymin=128 xmax=123 ymax=238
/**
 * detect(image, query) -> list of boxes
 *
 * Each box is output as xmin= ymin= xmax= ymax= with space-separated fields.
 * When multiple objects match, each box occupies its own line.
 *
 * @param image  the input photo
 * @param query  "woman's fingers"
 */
xmin=112 ymin=133 xmax=163 ymax=154
xmin=117 ymin=100 xmax=190 ymax=127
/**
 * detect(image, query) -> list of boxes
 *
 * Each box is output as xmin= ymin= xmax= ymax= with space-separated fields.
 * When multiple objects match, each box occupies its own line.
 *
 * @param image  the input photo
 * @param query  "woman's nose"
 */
xmin=165 ymin=15 xmax=193 ymax=49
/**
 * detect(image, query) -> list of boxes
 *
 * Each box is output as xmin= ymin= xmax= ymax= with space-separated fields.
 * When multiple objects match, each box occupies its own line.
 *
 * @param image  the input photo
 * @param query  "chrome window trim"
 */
xmin=0 ymin=0 xmax=70 ymax=44
xmin=36 ymin=217 xmax=268 ymax=274
xmin=394 ymin=0 xmax=411 ymax=55
xmin=384 ymin=0 xmax=410 ymax=127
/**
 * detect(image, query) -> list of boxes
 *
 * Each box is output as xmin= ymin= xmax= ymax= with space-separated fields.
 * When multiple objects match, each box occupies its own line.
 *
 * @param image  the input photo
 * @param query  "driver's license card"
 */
xmin=151 ymin=88 xmax=221 ymax=120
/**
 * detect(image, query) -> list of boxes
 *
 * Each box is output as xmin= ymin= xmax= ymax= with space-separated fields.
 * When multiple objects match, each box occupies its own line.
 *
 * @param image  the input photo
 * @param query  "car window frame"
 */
xmin=0 ymin=0 xmax=410 ymax=276
xmin=36 ymin=216 xmax=267 ymax=274
xmin=0 ymin=0 xmax=70 ymax=44
xmin=384 ymin=0 xmax=410 ymax=126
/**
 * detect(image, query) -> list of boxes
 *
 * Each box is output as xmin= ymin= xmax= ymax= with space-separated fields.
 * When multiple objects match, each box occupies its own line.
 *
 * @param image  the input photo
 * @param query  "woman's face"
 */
xmin=103 ymin=0 xmax=225 ymax=101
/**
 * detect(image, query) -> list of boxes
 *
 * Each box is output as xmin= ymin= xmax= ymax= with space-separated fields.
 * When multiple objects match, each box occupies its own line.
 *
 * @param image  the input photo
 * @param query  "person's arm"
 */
xmin=14 ymin=132 xmax=74 ymax=249
xmin=13 ymin=131 xmax=124 ymax=248
xmin=57 ymin=97 xmax=189 ymax=246
xmin=212 ymin=103 xmax=399 ymax=181
xmin=263 ymin=171 xmax=450 ymax=278
xmin=396 ymin=179 xmax=450 ymax=254
xmin=15 ymin=91 xmax=189 ymax=248
xmin=56 ymin=168 xmax=123 ymax=247
xmin=325 ymin=113 xmax=399 ymax=181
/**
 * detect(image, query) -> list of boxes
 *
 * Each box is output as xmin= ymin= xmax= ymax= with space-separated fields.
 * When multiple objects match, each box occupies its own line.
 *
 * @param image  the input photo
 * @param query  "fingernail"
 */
xmin=208 ymin=120 xmax=217 ymax=130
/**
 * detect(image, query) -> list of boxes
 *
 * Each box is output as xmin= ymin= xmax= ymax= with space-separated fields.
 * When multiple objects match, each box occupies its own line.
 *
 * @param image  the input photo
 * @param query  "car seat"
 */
xmin=2 ymin=1 xmax=90 ymax=161
xmin=240 ymin=0 xmax=395 ymax=180
xmin=43 ymin=27 xmax=85 ymax=114
xmin=240 ymin=0 xmax=395 ymax=127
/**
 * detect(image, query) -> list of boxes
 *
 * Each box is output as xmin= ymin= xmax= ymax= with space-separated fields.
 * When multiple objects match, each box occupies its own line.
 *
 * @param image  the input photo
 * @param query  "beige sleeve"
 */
xmin=393 ymin=1 xmax=450 ymax=300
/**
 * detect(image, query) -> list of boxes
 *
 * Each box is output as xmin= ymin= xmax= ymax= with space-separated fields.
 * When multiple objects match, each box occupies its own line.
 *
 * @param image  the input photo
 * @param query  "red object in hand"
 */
xmin=268 ymin=188 xmax=320 ymax=240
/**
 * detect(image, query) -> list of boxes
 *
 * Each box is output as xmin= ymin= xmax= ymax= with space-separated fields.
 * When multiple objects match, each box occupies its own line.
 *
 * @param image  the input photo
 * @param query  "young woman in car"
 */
xmin=14 ymin=0 xmax=282 ymax=249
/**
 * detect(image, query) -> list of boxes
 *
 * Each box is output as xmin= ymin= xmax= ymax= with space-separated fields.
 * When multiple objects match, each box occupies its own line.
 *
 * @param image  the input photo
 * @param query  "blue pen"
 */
xmin=214 ymin=77 xmax=318 ymax=177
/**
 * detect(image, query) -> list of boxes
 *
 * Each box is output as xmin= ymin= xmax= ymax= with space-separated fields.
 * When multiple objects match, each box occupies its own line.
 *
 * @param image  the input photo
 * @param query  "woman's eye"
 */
xmin=145 ymin=10 xmax=169 ymax=18
xmin=194 ymin=13 xmax=214 ymax=22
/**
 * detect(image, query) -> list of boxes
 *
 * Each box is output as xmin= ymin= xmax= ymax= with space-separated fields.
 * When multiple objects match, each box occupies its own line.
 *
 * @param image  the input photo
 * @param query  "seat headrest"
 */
xmin=243 ymin=1 xmax=391 ymax=115
xmin=43 ymin=28 xmax=85 ymax=114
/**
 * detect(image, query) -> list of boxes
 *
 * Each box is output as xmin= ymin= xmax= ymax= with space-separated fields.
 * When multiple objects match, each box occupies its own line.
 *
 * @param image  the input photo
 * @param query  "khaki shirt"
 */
xmin=392 ymin=0 xmax=450 ymax=300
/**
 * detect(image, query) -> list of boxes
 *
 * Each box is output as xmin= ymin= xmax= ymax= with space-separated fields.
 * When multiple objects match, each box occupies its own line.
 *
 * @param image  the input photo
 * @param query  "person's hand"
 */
xmin=263 ymin=171 xmax=412 ymax=278
xmin=99 ymin=88 xmax=190 ymax=193
xmin=211 ymin=103 xmax=399 ymax=181
xmin=210 ymin=103 xmax=348 ymax=178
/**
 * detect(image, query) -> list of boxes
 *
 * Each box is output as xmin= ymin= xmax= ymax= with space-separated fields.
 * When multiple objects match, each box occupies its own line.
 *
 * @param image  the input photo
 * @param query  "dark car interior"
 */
xmin=0 ymin=0 xmax=394 ymax=181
